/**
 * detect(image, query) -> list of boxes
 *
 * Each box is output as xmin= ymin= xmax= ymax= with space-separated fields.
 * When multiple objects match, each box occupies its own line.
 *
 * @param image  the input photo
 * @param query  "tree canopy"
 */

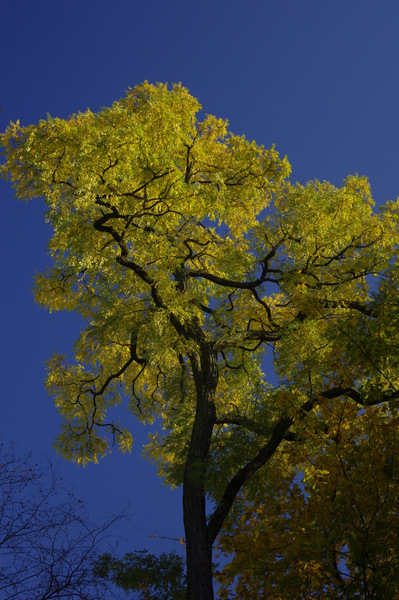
xmin=2 ymin=81 xmax=399 ymax=599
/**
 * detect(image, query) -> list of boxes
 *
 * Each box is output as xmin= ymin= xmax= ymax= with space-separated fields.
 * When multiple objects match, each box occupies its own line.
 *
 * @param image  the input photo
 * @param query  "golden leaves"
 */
xmin=216 ymin=406 xmax=399 ymax=599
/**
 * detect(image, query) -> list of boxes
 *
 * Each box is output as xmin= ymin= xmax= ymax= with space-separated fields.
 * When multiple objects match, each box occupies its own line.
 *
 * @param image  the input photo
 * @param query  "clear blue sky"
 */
xmin=2 ymin=0 xmax=399 ymax=560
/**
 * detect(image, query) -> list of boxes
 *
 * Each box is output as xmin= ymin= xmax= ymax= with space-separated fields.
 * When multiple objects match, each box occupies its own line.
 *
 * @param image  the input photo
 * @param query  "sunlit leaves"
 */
xmin=2 ymin=82 xmax=399 ymax=596
xmin=1 ymin=82 xmax=293 ymax=463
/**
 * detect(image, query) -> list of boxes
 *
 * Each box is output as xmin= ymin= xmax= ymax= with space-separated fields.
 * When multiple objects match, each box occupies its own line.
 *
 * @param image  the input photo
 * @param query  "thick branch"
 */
xmin=207 ymin=380 xmax=396 ymax=546
xmin=206 ymin=413 xmax=294 ymax=546
xmin=214 ymin=414 xmax=297 ymax=441
xmin=187 ymin=270 xmax=278 ymax=290
xmin=320 ymin=386 xmax=399 ymax=406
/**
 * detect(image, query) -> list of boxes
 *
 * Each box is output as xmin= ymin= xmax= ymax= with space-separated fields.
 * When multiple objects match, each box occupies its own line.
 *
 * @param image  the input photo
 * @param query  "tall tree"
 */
xmin=2 ymin=82 xmax=399 ymax=599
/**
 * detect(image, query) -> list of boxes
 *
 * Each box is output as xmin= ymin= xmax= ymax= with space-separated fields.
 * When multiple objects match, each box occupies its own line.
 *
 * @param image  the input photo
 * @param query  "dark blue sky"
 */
xmin=2 ymin=0 xmax=399 ymax=559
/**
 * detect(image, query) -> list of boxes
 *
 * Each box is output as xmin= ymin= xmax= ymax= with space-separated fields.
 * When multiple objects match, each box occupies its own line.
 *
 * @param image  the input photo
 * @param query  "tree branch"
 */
xmin=206 ymin=379 xmax=398 ymax=547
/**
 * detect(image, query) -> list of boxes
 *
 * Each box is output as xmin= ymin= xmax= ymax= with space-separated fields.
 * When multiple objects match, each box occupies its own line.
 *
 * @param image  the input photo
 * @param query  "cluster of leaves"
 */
xmin=94 ymin=549 xmax=186 ymax=600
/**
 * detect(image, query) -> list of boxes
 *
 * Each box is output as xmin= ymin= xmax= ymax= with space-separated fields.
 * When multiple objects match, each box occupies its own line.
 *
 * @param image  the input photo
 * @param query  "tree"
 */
xmin=94 ymin=549 xmax=186 ymax=600
xmin=215 ymin=405 xmax=399 ymax=599
xmin=2 ymin=81 xmax=399 ymax=599
xmin=0 ymin=441 xmax=121 ymax=599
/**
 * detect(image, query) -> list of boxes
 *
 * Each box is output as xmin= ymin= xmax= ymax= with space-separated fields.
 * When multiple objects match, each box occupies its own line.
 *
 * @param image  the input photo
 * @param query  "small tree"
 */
xmin=2 ymin=82 xmax=399 ymax=599
xmin=0 ymin=441 xmax=119 ymax=599
xmin=94 ymin=549 xmax=186 ymax=600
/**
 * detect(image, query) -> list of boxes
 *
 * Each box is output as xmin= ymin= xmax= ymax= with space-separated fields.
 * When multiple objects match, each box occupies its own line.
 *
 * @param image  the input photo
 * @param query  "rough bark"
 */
xmin=184 ymin=346 xmax=218 ymax=600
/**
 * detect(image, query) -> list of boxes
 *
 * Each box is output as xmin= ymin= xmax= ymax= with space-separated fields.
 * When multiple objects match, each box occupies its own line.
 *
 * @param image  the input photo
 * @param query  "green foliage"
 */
xmin=94 ymin=550 xmax=186 ymax=600
xmin=1 ymin=81 xmax=292 ymax=465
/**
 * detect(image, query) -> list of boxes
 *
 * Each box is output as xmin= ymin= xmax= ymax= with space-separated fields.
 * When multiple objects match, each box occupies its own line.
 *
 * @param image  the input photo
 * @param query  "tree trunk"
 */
xmin=184 ymin=481 xmax=214 ymax=600
xmin=184 ymin=346 xmax=217 ymax=600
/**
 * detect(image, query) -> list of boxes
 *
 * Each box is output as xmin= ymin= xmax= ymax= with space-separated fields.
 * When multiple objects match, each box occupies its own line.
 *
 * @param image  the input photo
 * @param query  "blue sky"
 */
xmin=2 ymin=0 xmax=399 ymax=561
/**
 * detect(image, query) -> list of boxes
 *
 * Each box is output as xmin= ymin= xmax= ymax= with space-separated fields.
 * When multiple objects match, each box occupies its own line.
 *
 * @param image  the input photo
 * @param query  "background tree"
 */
xmin=215 ymin=405 xmax=399 ymax=600
xmin=94 ymin=549 xmax=186 ymax=600
xmin=2 ymin=82 xmax=399 ymax=599
xmin=0 ymin=441 xmax=120 ymax=599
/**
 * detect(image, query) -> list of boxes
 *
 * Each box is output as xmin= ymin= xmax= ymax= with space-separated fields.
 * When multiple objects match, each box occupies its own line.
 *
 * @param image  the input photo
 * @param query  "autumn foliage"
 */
xmin=2 ymin=82 xmax=399 ymax=599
